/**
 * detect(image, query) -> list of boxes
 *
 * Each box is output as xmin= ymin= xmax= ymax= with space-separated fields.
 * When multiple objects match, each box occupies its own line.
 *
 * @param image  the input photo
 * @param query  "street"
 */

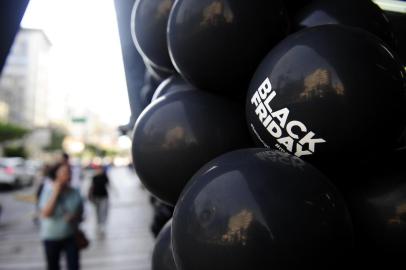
xmin=0 ymin=166 xmax=155 ymax=270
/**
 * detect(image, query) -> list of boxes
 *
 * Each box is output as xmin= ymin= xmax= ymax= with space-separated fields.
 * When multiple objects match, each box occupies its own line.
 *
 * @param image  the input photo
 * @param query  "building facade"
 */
xmin=0 ymin=28 xmax=51 ymax=128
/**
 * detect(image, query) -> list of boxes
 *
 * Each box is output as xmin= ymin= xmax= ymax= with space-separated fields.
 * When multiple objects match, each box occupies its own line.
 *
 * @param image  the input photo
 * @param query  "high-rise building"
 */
xmin=0 ymin=28 xmax=51 ymax=127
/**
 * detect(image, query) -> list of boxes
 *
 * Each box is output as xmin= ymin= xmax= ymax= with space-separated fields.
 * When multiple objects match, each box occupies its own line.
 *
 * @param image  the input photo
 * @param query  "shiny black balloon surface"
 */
xmin=167 ymin=0 xmax=290 ymax=95
xmin=132 ymin=0 xmax=174 ymax=71
xmin=173 ymin=148 xmax=354 ymax=270
xmin=145 ymin=59 xmax=173 ymax=82
xmin=132 ymin=90 xmax=250 ymax=205
xmin=138 ymin=71 xmax=161 ymax=111
xmin=294 ymin=0 xmax=397 ymax=49
xmin=246 ymin=25 xmax=406 ymax=175
xmin=339 ymin=148 xmax=406 ymax=266
xmin=152 ymin=220 xmax=177 ymax=270
xmin=282 ymin=0 xmax=312 ymax=16
xmin=152 ymin=75 xmax=195 ymax=101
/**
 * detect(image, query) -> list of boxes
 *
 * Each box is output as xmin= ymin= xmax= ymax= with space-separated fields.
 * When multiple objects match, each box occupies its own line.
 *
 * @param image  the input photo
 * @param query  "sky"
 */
xmin=21 ymin=0 xmax=131 ymax=126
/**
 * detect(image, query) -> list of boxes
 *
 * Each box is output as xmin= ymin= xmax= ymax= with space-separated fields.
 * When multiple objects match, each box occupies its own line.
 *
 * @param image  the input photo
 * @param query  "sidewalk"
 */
xmin=0 ymin=166 xmax=155 ymax=270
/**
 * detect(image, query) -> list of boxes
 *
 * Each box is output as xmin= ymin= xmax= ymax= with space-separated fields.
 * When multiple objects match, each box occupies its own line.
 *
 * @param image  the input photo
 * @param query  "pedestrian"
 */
xmin=50 ymin=152 xmax=82 ymax=191
xmin=88 ymin=165 xmax=110 ymax=235
xmin=39 ymin=163 xmax=84 ymax=270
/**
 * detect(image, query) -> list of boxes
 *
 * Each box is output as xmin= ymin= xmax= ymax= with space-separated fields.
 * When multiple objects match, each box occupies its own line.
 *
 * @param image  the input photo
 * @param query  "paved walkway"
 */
xmin=0 ymin=166 xmax=155 ymax=270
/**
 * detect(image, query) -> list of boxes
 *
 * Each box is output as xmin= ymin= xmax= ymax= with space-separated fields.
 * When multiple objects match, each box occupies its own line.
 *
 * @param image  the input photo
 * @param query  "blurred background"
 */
xmin=0 ymin=1 xmax=161 ymax=269
xmin=0 ymin=0 xmax=132 ymax=164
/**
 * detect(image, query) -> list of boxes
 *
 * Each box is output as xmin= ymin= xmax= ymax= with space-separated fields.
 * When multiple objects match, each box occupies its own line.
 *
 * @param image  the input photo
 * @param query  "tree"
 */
xmin=43 ymin=128 xmax=66 ymax=151
xmin=0 ymin=122 xmax=29 ymax=143
xmin=3 ymin=145 xmax=27 ymax=158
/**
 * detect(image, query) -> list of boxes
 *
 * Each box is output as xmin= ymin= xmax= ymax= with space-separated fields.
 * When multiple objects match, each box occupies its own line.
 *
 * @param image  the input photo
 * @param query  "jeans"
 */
xmin=43 ymin=236 xmax=79 ymax=270
xmin=93 ymin=197 xmax=108 ymax=226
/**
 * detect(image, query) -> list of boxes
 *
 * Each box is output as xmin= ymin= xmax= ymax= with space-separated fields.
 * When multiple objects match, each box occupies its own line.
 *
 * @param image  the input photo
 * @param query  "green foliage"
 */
xmin=104 ymin=148 xmax=119 ymax=157
xmin=83 ymin=143 xmax=119 ymax=158
xmin=43 ymin=128 xmax=66 ymax=151
xmin=3 ymin=145 xmax=27 ymax=158
xmin=0 ymin=122 xmax=29 ymax=143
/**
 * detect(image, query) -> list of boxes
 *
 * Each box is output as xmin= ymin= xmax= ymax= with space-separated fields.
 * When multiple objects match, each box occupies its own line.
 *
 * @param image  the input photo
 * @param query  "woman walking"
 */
xmin=39 ymin=163 xmax=84 ymax=270
xmin=88 ymin=165 xmax=110 ymax=235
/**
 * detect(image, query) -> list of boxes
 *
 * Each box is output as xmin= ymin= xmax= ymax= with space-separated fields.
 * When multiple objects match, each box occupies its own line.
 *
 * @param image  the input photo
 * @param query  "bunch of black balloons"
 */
xmin=129 ymin=0 xmax=406 ymax=269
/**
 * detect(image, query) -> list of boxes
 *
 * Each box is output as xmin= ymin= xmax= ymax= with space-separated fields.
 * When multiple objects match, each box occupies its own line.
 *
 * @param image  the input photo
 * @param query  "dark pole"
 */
xmin=0 ymin=1 xmax=30 ymax=75
xmin=114 ymin=0 xmax=146 ymax=133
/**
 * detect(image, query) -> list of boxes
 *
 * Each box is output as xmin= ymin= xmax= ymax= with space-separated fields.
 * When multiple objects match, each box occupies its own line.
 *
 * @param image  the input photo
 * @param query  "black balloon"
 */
xmin=246 ymin=25 xmax=406 ymax=176
xmin=167 ymin=0 xmax=290 ymax=95
xmin=282 ymin=0 xmax=312 ymax=16
xmin=338 ymin=148 xmax=406 ymax=266
xmin=150 ymin=197 xmax=174 ymax=238
xmin=131 ymin=0 xmax=175 ymax=71
xmin=152 ymin=220 xmax=177 ymax=270
xmin=172 ymin=148 xmax=354 ymax=270
xmin=138 ymin=70 xmax=162 ymax=111
xmin=294 ymin=0 xmax=397 ymax=49
xmin=152 ymin=75 xmax=195 ymax=101
xmin=145 ymin=59 xmax=173 ymax=82
xmin=132 ymin=90 xmax=251 ymax=205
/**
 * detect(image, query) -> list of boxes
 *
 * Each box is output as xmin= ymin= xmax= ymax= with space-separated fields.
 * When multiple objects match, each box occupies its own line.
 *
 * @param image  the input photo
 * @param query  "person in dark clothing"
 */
xmin=88 ymin=166 xmax=110 ymax=234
